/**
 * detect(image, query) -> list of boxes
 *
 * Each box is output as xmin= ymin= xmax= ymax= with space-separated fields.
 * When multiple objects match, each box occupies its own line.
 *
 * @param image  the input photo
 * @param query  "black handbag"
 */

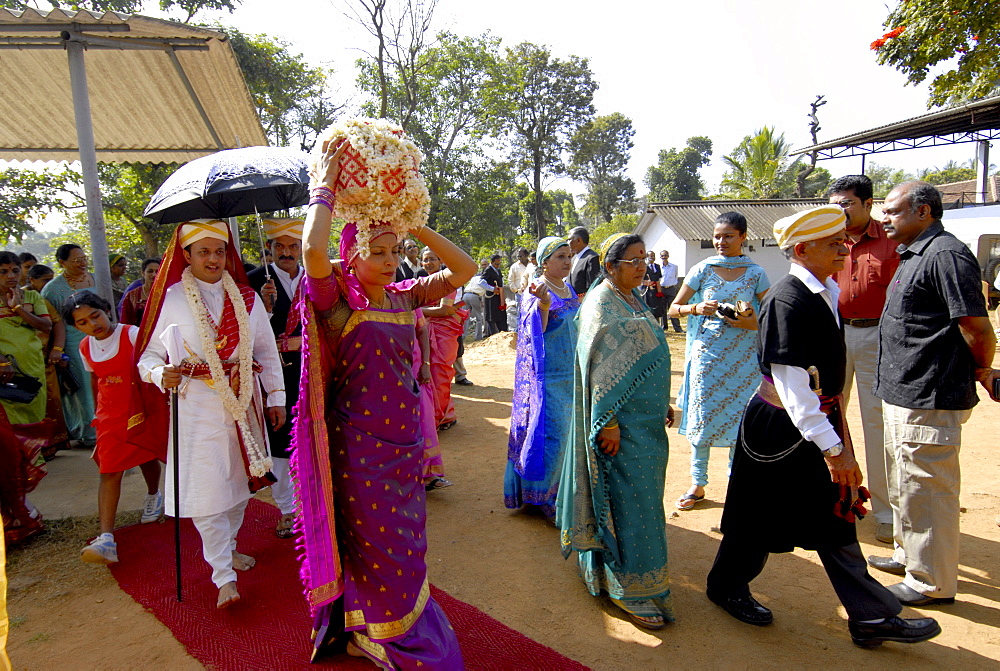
xmin=0 ymin=356 xmax=42 ymax=404
xmin=57 ymin=365 xmax=80 ymax=396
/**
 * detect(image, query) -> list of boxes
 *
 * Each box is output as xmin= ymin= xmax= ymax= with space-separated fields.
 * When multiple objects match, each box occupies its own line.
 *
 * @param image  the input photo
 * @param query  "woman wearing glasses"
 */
xmin=41 ymin=244 xmax=97 ymax=448
xmin=557 ymin=233 xmax=676 ymax=630
xmin=668 ymin=212 xmax=770 ymax=511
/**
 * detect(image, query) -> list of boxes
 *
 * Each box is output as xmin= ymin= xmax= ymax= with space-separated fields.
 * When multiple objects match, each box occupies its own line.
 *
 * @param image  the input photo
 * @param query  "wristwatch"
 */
xmin=822 ymin=441 xmax=844 ymax=458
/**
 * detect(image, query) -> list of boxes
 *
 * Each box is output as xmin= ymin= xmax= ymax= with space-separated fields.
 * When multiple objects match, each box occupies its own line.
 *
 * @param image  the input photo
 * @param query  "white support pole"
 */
xmin=976 ymin=140 xmax=990 ymax=204
xmin=66 ymin=39 xmax=114 ymax=307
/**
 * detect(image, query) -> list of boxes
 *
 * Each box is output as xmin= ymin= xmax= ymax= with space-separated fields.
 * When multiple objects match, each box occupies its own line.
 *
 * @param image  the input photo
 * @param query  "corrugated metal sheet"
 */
xmin=648 ymin=199 xmax=829 ymax=240
xmin=0 ymin=8 xmax=267 ymax=164
xmin=792 ymin=94 xmax=1000 ymax=155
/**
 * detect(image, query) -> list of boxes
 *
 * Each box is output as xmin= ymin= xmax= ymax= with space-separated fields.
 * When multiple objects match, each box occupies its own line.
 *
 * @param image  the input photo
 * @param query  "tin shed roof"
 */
xmin=0 ymin=8 xmax=267 ymax=164
xmin=643 ymin=199 xmax=830 ymax=240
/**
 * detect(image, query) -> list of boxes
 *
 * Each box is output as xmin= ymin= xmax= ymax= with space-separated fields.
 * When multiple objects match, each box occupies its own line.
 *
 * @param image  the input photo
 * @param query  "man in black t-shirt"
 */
xmin=867 ymin=182 xmax=998 ymax=607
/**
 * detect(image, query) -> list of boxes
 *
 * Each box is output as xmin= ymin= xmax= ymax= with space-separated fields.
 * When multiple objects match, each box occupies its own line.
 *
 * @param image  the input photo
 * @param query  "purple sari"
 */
xmin=291 ymin=268 xmax=464 ymax=669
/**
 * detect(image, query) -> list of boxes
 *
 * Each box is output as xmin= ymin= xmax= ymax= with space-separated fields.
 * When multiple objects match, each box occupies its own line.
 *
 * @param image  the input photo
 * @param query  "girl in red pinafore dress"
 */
xmin=67 ymin=291 xmax=165 ymax=565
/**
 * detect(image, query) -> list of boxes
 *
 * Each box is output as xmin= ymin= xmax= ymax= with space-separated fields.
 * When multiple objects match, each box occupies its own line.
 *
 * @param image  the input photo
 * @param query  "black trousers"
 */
xmin=659 ymin=285 xmax=682 ymax=331
xmin=706 ymin=534 xmax=901 ymax=621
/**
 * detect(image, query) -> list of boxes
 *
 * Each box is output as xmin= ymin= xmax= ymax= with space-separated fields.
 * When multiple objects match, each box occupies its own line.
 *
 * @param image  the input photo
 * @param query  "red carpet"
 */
xmin=108 ymin=499 xmax=588 ymax=670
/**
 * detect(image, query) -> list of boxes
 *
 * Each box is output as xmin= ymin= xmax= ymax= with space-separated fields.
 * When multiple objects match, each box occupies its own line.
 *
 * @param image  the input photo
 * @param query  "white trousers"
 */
xmin=842 ymin=324 xmax=892 ymax=523
xmin=884 ymin=401 xmax=970 ymax=598
xmin=191 ymin=499 xmax=248 ymax=588
xmin=269 ymin=457 xmax=296 ymax=516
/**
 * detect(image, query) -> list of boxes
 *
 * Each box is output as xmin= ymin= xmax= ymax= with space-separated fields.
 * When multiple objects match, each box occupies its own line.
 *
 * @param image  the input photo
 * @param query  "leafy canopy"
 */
xmin=645 ymin=136 xmax=713 ymax=201
xmin=872 ymin=0 xmax=1000 ymax=107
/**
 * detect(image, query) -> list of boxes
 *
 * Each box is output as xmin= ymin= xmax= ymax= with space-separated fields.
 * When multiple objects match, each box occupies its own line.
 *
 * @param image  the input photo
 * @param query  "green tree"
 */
xmin=871 ymin=1 xmax=1000 ymax=107
xmin=645 ymin=136 xmax=713 ymax=201
xmin=358 ymin=32 xmax=502 ymax=230
xmin=864 ymin=162 xmax=914 ymax=198
xmin=0 ymin=0 xmax=239 ymax=20
xmin=569 ymin=113 xmax=636 ymax=223
xmin=721 ymin=127 xmax=803 ymax=199
xmin=225 ymin=26 xmax=342 ymax=151
xmin=919 ymin=160 xmax=978 ymax=185
xmin=489 ymin=42 xmax=597 ymax=239
xmin=590 ymin=212 xmax=637 ymax=250
xmin=0 ymin=168 xmax=82 ymax=245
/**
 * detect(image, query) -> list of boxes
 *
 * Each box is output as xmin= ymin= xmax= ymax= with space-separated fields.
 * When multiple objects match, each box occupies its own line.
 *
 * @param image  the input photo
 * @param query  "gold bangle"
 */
xmin=604 ymin=418 xmax=619 ymax=429
xmin=51 ymin=346 xmax=64 ymax=353
xmin=0 ymin=361 xmax=11 ymax=367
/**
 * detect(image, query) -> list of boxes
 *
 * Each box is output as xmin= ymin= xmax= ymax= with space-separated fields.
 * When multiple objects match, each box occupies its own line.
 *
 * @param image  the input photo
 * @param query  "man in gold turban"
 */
xmin=136 ymin=219 xmax=287 ymax=609
xmin=706 ymin=205 xmax=941 ymax=648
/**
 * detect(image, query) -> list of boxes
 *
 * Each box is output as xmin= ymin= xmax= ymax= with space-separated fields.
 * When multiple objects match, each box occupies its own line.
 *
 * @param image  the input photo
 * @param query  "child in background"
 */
xmin=67 ymin=291 xmax=165 ymax=565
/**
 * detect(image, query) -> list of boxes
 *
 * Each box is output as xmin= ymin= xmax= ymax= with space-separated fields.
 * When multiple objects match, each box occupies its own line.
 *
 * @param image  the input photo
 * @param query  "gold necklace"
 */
xmin=606 ymin=279 xmax=641 ymax=310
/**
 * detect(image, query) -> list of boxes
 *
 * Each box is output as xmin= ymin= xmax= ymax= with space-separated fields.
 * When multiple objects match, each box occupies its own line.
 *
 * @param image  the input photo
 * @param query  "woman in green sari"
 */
xmin=557 ymin=233 xmax=676 ymax=630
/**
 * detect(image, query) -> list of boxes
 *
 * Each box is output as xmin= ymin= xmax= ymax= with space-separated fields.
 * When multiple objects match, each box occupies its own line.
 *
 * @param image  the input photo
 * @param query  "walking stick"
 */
xmin=172 ymin=387 xmax=182 ymax=602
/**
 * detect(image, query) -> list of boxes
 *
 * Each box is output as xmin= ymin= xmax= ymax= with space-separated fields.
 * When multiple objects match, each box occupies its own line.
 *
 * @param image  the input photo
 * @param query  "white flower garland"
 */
xmin=310 ymin=118 xmax=430 ymax=259
xmin=181 ymin=267 xmax=272 ymax=477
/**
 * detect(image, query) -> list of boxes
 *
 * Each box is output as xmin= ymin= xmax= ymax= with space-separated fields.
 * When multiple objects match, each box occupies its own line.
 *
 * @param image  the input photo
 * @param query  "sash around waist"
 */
xmin=756 ymin=376 xmax=837 ymax=413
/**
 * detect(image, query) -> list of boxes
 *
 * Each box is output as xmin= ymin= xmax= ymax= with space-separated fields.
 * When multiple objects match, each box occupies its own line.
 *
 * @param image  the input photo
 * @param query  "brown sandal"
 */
xmin=275 ymin=513 xmax=295 ymax=539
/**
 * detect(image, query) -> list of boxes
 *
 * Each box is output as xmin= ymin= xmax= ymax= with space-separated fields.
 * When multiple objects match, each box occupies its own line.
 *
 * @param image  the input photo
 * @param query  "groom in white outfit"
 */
xmin=138 ymin=219 xmax=286 ymax=609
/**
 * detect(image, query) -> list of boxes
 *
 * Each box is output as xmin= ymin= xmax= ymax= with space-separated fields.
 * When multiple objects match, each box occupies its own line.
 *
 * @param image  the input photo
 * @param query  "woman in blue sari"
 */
xmin=557 ymin=233 xmax=675 ymax=630
xmin=668 ymin=212 xmax=770 ymax=510
xmin=505 ymin=237 xmax=580 ymax=518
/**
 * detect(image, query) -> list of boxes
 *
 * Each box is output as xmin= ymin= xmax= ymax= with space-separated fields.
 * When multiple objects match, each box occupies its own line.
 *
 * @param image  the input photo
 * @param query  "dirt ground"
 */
xmin=7 ymin=330 xmax=1000 ymax=669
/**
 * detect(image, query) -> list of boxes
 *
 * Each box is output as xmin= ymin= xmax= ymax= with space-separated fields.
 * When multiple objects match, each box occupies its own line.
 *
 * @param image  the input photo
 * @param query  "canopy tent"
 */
xmin=0 ymin=8 xmax=267 ymax=304
xmin=792 ymin=95 xmax=1000 ymax=205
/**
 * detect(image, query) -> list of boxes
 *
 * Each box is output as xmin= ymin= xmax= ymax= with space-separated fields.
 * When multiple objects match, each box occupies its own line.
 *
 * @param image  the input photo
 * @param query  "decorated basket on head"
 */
xmin=309 ymin=118 xmax=430 ymax=258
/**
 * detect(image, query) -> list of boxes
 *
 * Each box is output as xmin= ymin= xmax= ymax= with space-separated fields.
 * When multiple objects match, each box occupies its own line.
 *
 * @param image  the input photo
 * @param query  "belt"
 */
xmin=842 ymin=317 xmax=879 ymax=328
xmin=180 ymin=359 xmax=239 ymax=380
xmin=277 ymin=335 xmax=302 ymax=352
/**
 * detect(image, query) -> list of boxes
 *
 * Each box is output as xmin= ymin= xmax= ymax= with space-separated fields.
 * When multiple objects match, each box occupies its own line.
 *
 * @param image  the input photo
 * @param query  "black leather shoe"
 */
xmin=455 ymin=378 xmax=474 ymax=386
xmin=867 ymin=555 xmax=906 ymax=576
xmin=707 ymin=592 xmax=773 ymax=626
xmin=849 ymin=615 xmax=941 ymax=648
xmin=887 ymin=583 xmax=955 ymax=606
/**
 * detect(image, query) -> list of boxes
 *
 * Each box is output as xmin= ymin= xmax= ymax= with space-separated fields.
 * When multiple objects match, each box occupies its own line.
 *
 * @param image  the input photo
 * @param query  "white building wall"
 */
xmin=639 ymin=213 xmax=789 ymax=286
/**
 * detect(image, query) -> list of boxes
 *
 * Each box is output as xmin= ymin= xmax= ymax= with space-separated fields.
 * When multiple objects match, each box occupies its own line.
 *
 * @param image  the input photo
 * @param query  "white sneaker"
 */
xmin=141 ymin=491 xmax=163 ymax=524
xmin=81 ymin=534 xmax=118 ymax=564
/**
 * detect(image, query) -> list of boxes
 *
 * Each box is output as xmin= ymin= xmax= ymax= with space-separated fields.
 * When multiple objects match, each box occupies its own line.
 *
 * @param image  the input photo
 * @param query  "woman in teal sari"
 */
xmin=41 ymin=244 xmax=97 ymax=448
xmin=557 ymin=233 xmax=676 ymax=630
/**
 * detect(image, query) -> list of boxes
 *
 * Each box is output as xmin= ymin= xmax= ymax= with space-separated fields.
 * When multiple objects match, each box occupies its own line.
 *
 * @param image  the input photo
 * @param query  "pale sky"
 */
xmin=174 ymin=0 xmax=977 ymax=198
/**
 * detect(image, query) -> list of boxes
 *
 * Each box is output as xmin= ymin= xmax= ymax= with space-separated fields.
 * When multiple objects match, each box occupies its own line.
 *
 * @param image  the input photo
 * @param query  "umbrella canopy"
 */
xmin=145 ymin=146 xmax=310 ymax=224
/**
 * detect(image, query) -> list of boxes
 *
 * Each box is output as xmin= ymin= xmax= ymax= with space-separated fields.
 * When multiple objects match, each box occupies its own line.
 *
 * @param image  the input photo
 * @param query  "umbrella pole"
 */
xmin=172 ymin=388 xmax=182 ymax=602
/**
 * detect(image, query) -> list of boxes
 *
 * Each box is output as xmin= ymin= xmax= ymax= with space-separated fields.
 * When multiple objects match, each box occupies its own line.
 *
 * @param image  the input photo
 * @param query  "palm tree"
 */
xmin=720 ymin=127 xmax=801 ymax=199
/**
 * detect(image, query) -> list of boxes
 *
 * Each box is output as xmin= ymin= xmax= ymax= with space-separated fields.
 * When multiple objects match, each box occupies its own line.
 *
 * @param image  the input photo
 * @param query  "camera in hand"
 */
xmin=716 ymin=300 xmax=753 ymax=320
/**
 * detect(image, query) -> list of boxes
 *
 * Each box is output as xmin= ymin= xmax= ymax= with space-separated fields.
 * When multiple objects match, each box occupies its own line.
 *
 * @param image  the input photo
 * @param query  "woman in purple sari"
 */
xmin=293 ymin=138 xmax=476 ymax=668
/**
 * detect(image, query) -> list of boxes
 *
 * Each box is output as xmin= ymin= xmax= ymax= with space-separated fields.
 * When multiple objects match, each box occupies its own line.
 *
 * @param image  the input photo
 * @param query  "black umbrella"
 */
xmin=144 ymin=146 xmax=310 ymax=223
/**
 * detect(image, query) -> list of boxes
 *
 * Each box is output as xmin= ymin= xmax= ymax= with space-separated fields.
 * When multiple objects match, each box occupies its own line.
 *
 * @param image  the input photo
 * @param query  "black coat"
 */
xmin=247 ymin=264 xmax=302 ymax=458
xmin=569 ymin=248 xmax=600 ymax=294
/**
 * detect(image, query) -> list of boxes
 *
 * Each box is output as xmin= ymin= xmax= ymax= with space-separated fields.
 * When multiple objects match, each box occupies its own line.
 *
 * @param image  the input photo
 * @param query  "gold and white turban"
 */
xmin=773 ymin=205 xmax=846 ymax=250
xmin=262 ymin=217 xmax=304 ymax=240
xmin=178 ymin=219 xmax=230 ymax=247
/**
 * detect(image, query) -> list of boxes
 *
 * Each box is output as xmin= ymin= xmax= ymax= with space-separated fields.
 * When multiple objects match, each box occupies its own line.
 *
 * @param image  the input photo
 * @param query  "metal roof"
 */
xmin=641 ymin=199 xmax=831 ymax=241
xmin=0 ymin=8 xmax=267 ymax=163
xmin=791 ymin=95 xmax=1000 ymax=159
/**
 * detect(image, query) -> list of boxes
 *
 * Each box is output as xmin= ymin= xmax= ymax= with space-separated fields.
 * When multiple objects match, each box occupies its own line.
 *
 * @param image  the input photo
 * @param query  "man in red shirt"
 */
xmin=829 ymin=175 xmax=899 ymax=544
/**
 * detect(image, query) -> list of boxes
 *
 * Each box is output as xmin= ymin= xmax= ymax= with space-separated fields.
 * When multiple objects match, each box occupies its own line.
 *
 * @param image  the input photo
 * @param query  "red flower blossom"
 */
xmin=870 ymin=37 xmax=887 ymax=50
xmin=884 ymin=26 xmax=906 ymax=39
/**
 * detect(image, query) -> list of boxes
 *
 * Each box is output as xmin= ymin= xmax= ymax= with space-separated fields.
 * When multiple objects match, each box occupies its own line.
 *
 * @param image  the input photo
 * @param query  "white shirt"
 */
xmin=770 ymin=263 xmax=841 ymax=452
xmin=507 ymin=261 xmax=531 ymax=293
xmin=571 ymin=246 xmax=593 ymax=271
xmin=81 ymin=324 xmax=138 ymax=371
xmin=269 ymin=262 xmax=303 ymax=304
xmin=464 ymin=276 xmax=493 ymax=297
xmin=660 ymin=262 xmax=679 ymax=288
